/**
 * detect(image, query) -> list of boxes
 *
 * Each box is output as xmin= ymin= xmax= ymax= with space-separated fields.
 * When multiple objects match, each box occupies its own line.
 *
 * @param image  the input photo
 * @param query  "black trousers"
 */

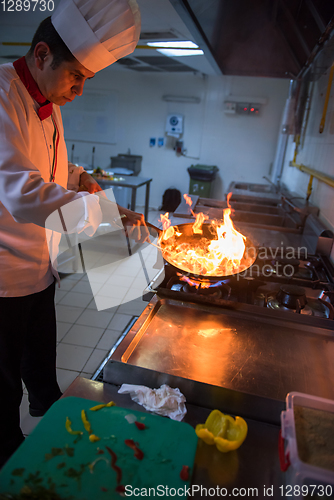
xmin=0 ymin=282 xmax=62 ymax=467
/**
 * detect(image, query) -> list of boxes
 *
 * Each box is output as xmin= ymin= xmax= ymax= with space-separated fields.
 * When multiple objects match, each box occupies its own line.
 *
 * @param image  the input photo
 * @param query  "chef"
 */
xmin=0 ymin=0 xmax=142 ymax=467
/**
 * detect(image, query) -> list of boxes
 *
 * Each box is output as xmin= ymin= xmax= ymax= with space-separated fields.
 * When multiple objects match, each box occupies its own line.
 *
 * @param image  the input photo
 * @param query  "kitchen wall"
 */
xmin=64 ymin=68 xmax=289 ymax=209
xmin=280 ymin=70 xmax=334 ymax=262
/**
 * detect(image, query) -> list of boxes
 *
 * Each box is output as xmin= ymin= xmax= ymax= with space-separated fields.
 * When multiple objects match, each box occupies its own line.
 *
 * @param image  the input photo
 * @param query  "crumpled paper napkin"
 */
xmin=118 ymin=384 xmax=187 ymax=421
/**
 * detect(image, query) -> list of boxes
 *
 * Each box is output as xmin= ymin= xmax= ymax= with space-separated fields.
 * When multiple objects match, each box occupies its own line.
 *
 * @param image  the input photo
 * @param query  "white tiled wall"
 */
xmin=281 ymin=70 xmax=334 ymax=235
xmin=65 ymin=69 xmax=289 ymax=206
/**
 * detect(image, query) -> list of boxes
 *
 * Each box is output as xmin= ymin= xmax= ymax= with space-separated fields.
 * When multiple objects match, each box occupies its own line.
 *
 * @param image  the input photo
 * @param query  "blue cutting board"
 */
xmin=0 ymin=397 xmax=198 ymax=499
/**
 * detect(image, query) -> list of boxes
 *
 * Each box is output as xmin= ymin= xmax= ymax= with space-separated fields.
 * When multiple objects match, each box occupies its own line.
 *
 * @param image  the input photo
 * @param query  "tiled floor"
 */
xmin=20 ymin=209 xmax=162 ymax=436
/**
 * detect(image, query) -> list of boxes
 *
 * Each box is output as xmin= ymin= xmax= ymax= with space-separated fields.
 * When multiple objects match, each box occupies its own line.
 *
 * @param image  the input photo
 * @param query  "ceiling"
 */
xmin=181 ymin=0 xmax=334 ymax=78
xmin=1 ymin=0 xmax=333 ymax=78
xmin=0 ymin=0 xmax=218 ymax=75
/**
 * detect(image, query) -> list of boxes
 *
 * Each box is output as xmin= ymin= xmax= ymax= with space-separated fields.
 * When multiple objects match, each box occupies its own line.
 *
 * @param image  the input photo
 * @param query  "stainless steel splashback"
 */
xmin=302 ymin=214 xmax=334 ymax=257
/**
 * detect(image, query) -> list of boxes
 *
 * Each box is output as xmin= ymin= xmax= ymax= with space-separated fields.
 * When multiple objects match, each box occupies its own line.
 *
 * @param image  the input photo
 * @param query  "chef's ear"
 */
xmin=34 ymin=42 xmax=51 ymax=69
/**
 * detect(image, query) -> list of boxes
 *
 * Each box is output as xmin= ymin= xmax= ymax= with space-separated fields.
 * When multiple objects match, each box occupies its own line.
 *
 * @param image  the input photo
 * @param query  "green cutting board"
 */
xmin=0 ymin=397 xmax=198 ymax=499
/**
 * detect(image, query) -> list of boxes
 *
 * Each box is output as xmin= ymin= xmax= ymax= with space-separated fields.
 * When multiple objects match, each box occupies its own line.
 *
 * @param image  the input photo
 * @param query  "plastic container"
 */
xmin=187 ymin=164 xmax=219 ymax=198
xmin=280 ymin=392 xmax=334 ymax=498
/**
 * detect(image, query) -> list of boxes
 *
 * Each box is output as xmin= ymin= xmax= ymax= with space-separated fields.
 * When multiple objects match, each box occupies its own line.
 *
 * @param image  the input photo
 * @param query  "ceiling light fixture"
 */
xmin=147 ymin=41 xmax=200 ymax=49
xmin=146 ymin=40 xmax=204 ymax=57
xmin=162 ymin=95 xmax=201 ymax=103
xmin=157 ymin=49 xmax=204 ymax=57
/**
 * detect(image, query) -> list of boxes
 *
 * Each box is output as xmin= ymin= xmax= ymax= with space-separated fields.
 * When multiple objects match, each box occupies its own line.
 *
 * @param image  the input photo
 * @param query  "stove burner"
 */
xmin=275 ymin=258 xmax=300 ymax=273
xmin=267 ymin=298 xmax=314 ymax=315
xmin=263 ymin=258 xmax=301 ymax=278
xmin=267 ymin=285 xmax=308 ymax=313
xmin=277 ymin=285 xmax=307 ymax=310
xmin=182 ymin=282 xmax=223 ymax=299
xmin=146 ymin=255 xmax=334 ymax=322
xmin=180 ymin=278 xmax=232 ymax=299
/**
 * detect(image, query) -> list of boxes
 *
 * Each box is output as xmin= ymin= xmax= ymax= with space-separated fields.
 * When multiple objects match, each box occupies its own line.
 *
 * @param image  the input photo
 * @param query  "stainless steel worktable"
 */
xmin=97 ymin=176 xmax=152 ymax=219
xmin=62 ymin=376 xmax=284 ymax=499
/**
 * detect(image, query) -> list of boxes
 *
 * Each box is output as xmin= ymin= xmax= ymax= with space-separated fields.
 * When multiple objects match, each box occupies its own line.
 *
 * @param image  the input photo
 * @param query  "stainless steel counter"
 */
xmin=109 ymin=293 xmax=334 ymax=401
xmin=97 ymin=176 xmax=152 ymax=219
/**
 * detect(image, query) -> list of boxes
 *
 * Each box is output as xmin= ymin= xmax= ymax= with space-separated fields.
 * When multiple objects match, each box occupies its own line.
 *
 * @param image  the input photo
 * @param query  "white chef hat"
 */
xmin=51 ymin=0 xmax=141 ymax=73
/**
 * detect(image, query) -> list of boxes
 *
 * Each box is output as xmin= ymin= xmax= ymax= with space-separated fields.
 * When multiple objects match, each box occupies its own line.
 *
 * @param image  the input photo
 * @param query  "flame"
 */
xmin=184 ymin=193 xmax=193 ymax=207
xmin=158 ymin=192 xmax=253 ymax=277
xmin=159 ymin=212 xmax=175 ymax=241
xmin=184 ymin=193 xmax=196 ymax=218
xmin=183 ymin=194 xmax=208 ymax=234
xmin=179 ymin=275 xmax=212 ymax=289
xmin=193 ymin=212 xmax=209 ymax=234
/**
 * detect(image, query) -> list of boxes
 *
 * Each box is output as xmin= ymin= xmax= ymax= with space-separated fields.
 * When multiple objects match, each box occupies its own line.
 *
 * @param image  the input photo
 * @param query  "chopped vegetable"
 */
xmin=25 ymin=472 xmax=43 ymax=486
xmin=116 ymin=485 xmax=126 ymax=494
xmin=64 ymin=464 xmax=86 ymax=487
xmin=124 ymin=414 xmax=136 ymax=424
xmin=89 ymin=434 xmax=100 ymax=443
xmin=11 ymin=469 xmax=25 ymax=477
xmin=64 ymin=445 xmax=74 ymax=457
xmin=88 ymin=457 xmax=109 ymax=473
xmin=124 ymin=439 xmax=144 ymax=460
xmin=180 ymin=465 xmax=190 ymax=481
xmin=81 ymin=409 xmax=92 ymax=434
xmin=65 ymin=416 xmax=83 ymax=436
xmin=45 ymin=448 xmax=64 ymax=462
xmin=0 ymin=485 xmax=72 ymax=499
xmin=135 ymin=421 xmax=146 ymax=430
xmin=0 ymin=470 xmax=74 ymax=500
xmin=89 ymin=401 xmax=116 ymax=411
xmin=195 ymin=409 xmax=248 ymax=452
xmin=105 ymin=446 xmax=122 ymax=485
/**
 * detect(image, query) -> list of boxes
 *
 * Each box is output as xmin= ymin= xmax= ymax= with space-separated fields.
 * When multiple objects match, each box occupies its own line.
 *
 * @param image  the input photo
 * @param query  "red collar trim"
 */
xmin=13 ymin=57 xmax=53 ymax=121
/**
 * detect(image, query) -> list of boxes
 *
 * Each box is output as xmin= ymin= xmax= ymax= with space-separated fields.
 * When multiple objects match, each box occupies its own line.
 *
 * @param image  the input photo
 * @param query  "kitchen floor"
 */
xmin=20 ymin=209 xmax=163 ymax=437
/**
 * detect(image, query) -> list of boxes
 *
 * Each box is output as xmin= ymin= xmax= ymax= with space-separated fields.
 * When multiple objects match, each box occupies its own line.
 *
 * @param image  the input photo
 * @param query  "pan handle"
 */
xmin=145 ymin=221 xmax=162 ymax=234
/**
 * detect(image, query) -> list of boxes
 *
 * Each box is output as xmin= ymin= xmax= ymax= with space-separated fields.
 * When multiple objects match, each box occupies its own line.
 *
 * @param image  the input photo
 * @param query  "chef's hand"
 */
xmin=78 ymin=171 xmax=103 ymax=194
xmin=117 ymin=206 xmax=150 ymax=243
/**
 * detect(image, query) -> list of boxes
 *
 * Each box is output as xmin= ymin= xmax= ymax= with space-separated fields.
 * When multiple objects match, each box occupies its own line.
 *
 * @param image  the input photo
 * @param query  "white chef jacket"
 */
xmin=0 ymin=63 xmax=102 ymax=297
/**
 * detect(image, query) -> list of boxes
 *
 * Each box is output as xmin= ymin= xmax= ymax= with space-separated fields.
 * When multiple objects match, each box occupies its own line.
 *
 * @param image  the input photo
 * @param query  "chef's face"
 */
xmin=34 ymin=42 xmax=95 ymax=105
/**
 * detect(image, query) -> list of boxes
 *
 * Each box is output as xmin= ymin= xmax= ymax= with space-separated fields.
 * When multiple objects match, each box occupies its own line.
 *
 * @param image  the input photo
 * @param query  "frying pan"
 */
xmin=145 ymin=221 xmax=257 ymax=281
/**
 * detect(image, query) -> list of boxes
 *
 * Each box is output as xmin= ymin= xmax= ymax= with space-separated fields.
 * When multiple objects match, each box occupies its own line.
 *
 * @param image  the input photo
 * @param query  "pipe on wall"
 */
xmin=319 ymin=61 xmax=334 ymax=133
xmin=290 ymin=159 xmax=334 ymax=189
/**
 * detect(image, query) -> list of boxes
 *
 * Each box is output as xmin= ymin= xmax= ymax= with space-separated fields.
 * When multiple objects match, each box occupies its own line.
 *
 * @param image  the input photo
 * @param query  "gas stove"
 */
xmin=143 ymin=251 xmax=334 ymax=322
xmin=106 ymin=249 xmax=334 ymax=422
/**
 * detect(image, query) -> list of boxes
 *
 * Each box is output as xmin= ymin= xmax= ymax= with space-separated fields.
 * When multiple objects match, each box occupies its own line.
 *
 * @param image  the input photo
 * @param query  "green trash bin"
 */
xmin=187 ymin=164 xmax=219 ymax=198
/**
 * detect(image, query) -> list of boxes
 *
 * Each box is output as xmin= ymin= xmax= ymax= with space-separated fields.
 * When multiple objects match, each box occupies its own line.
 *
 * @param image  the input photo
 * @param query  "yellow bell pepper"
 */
xmin=195 ymin=409 xmax=248 ymax=453
xmin=89 ymin=434 xmax=101 ymax=442
xmin=65 ymin=416 xmax=83 ymax=436
xmin=89 ymin=401 xmax=116 ymax=411
xmin=81 ymin=409 xmax=92 ymax=434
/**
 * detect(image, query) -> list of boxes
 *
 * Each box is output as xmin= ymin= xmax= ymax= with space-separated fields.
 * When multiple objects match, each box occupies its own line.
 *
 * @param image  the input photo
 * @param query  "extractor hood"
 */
xmin=170 ymin=0 xmax=334 ymax=78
